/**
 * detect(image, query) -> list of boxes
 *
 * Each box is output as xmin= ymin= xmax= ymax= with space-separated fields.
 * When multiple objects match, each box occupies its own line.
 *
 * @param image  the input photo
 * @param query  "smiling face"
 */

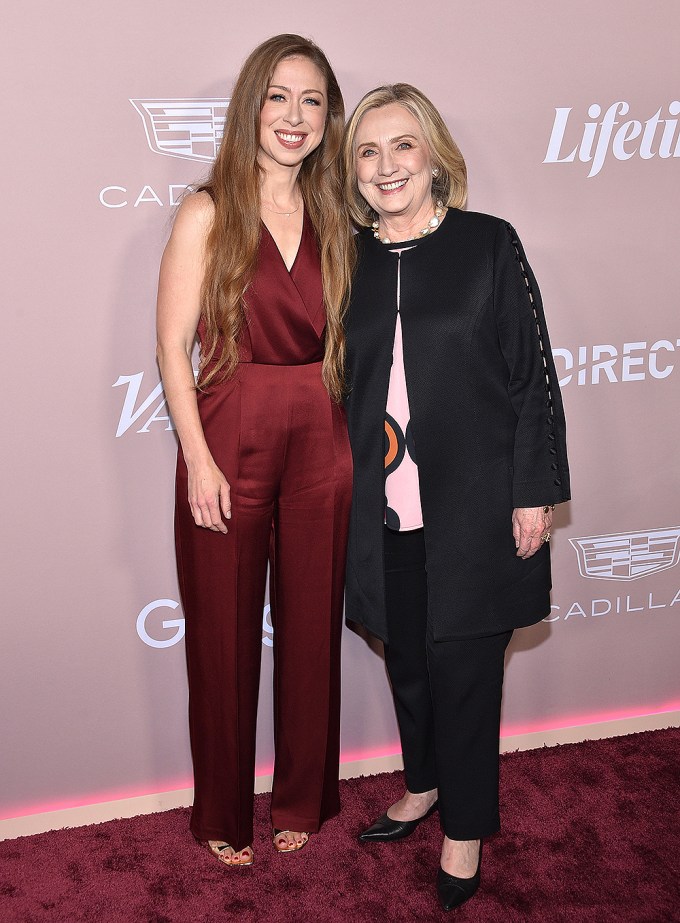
xmin=258 ymin=56 xmax=328 ymax=172
xmin=354 ymin=102 xmax=434 ymax=223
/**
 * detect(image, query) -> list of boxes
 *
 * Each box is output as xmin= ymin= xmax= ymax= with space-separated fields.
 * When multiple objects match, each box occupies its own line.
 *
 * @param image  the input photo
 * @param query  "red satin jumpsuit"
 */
xmin=175 ymin=211 xmax=352 ymax=851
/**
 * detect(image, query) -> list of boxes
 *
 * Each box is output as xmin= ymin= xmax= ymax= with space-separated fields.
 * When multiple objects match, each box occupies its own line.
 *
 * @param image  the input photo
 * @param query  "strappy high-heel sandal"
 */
xmin=202 ymin=839 xmax=254 ymax=867
xmin=272 ymin=829 xmax=309 ymax=853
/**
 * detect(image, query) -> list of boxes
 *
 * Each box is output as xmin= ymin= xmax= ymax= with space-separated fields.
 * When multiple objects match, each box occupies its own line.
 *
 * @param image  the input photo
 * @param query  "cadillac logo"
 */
xmin=130 ymin=98 xmax=229 ymax=162
xmin=570 ymin=527 xmax=680 ymax=581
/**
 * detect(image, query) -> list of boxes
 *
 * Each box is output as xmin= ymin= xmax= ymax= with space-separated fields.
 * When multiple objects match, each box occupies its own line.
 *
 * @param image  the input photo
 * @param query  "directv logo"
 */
xmin=130 ymin=98 xmax=230 ymax=162
xmin=570 ymin=527 xmax=680 ymax=581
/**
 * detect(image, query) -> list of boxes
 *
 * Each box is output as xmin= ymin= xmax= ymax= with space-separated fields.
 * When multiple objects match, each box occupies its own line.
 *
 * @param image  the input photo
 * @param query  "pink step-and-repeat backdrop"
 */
xmin=2 ymin=0 xmax=679 ymax=821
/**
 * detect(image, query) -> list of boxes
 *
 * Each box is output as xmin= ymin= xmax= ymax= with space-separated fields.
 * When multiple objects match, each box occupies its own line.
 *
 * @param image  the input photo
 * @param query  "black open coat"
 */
xmin=344 ymin=209 xmax=571 ymax=643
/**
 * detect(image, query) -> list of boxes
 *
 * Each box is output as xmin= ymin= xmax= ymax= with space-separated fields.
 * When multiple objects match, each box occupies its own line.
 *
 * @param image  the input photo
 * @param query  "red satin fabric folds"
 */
xmin=175 ymin=212 xmax=352 ymax=850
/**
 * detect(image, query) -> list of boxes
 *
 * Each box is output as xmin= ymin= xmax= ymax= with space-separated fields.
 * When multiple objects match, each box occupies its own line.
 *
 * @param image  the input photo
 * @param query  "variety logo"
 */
xmin=137 ymin=599 xmax=274 ymax=648
xmin=553 ymin=339 xmax=679 ymax=387
xmin=113 ymin=372 xmax=177 ymax=437
xmin=130 ymin=98 xmax=230 ymax=162
xmin=544 ymin=101 xmax=680 ymax=177
xmin=569 ymin=527 xmax=680 ymax=581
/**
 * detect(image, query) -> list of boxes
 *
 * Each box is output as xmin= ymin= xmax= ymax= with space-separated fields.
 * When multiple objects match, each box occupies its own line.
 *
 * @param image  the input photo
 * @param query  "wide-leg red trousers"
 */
xmin=175 ymin=362 xmax=352 ymax=850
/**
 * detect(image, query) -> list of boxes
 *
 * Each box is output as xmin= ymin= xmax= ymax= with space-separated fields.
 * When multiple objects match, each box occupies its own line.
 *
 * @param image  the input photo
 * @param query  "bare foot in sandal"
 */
xmin=272 ymin=829 xmax=309 ymax=853
xmin=206 ymin=840 xmax=254 ymax=866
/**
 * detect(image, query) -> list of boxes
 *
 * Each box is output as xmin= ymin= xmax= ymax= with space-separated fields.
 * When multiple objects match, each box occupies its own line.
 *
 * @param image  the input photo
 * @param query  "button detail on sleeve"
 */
xmin=505 ymin=221 xmax=561 ymax=486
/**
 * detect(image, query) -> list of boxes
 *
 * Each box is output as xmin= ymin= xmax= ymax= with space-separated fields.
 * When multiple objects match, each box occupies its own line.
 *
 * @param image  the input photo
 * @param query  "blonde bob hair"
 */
xmin=342 ymin=83 xmax=467 ymax=228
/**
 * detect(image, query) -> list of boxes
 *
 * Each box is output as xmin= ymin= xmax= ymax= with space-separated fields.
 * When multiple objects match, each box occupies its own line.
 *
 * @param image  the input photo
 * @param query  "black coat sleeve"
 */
xmin=493 ymin=221 xmax=571 ymax=508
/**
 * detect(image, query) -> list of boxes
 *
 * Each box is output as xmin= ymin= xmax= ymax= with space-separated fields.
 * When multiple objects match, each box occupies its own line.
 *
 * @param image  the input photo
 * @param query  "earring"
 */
xmin=432 ymin=166 xmax=440 ymax=177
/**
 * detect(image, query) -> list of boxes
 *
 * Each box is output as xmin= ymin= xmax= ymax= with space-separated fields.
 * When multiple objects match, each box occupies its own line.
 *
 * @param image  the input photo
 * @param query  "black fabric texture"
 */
xmin=344 ymin=208 xmax=571 ymax=643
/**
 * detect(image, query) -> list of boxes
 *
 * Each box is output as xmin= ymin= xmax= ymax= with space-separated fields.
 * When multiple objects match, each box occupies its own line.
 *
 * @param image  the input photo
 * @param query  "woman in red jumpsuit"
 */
xmin=156 ymin=35 xmax=353 ymax=866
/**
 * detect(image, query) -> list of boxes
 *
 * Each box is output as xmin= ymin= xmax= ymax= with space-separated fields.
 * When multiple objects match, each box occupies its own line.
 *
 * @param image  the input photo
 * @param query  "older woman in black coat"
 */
xmin=341 ymin=84 xmax=570 ymax=911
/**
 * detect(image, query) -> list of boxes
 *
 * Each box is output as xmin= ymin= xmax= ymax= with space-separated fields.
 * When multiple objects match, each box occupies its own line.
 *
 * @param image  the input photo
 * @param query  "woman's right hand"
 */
xmin=156 ymin=192 xmax=232 ymax=533
xmin=187 ymin=461 xmax=232 ymax=532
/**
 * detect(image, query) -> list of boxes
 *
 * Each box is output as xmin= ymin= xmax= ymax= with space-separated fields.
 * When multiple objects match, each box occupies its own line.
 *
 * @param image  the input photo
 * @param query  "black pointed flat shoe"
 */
xmin=436 ymin=840 xmax=482 ymax=911
xmin=358 ymin=800 xmax=438 ymax=842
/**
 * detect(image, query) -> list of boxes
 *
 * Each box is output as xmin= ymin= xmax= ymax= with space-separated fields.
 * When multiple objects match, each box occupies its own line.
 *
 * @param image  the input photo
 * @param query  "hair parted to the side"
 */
xmin=196 ymin=34 xmax=354 ymax=400
xmin=342 ymin=83 xmax=468 ymax=228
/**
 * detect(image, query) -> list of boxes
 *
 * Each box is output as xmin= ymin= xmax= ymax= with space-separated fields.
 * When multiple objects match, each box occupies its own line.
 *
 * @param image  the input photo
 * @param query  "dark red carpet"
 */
xmin=1 ymin=729 xmax=678 ymax=922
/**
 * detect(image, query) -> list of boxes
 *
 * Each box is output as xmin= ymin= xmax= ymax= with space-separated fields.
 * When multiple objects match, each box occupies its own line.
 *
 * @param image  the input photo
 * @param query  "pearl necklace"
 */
xmin=372 ymin=201 xmax=444 ymax=244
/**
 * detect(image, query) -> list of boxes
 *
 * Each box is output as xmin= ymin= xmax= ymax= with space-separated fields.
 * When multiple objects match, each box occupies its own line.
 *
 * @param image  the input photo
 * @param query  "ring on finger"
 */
xmin=541 ymin=532 xmax=551 ymax=543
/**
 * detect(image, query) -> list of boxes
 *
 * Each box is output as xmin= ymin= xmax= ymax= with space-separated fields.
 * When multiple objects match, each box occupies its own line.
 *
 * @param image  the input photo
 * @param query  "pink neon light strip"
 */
xmin=3 ymin=702 xmax=678 ymax=822
xmin=499 ymin=701 xmax=679 ymax=738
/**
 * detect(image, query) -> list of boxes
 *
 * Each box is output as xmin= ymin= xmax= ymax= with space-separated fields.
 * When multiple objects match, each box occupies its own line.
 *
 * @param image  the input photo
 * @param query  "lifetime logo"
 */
xmin=544 ymin=101 xmax=680 ymax=177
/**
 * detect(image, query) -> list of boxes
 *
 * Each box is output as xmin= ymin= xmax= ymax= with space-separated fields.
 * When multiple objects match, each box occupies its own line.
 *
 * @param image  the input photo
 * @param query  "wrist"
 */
xmin=183 ymin=448 xmax=215 ymax=472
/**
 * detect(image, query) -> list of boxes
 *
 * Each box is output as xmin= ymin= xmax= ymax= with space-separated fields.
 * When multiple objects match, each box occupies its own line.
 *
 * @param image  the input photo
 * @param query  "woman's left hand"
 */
xmin=512 ymin=506 xmax=553 ymax=559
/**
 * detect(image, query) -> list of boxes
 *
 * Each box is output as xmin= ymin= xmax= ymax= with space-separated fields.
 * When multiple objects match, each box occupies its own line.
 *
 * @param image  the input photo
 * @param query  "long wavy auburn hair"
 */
xmin=342 ymin=83 xmax=468 ymax=228
xmin=197 ymin=34 xmax=353 ymax=400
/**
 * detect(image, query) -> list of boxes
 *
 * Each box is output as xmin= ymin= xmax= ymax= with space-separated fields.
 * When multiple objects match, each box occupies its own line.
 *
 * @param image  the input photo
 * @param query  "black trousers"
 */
xmin=383 ymin=526 xmax=512 ymax=840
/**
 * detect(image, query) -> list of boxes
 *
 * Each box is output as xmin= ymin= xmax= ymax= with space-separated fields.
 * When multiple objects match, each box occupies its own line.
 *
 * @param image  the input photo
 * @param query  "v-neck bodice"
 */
xmin=200 ymin=209 xmax=326 ymax=370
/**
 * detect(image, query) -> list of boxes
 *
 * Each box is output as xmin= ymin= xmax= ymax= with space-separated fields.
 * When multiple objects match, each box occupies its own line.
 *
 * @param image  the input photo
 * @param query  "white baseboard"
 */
xmin=0 ymin=788 xmax=196 ymax=843
xmin=498 ymin=709 xmax=679 ymax=752
xmin=1 ymin=709 xmax=676 ymax=842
